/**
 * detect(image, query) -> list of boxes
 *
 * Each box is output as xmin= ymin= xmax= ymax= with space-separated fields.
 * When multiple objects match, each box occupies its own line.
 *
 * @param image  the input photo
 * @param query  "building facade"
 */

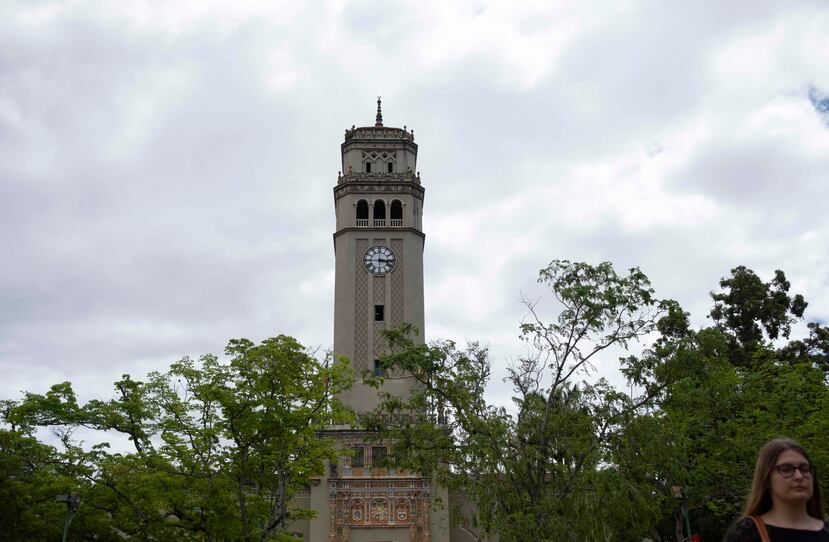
xmin=292 ymin=101 xmax=463 ymax=542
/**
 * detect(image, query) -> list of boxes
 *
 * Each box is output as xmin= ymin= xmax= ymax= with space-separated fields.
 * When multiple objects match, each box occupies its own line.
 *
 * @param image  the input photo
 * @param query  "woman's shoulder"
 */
xmin=723 ymin=517 xmax=761 ymax=542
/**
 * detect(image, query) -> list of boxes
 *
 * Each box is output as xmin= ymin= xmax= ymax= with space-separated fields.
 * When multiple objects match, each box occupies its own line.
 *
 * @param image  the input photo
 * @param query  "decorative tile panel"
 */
xmin=390 ymin=239 xmax=404 ymax=328
xmin=374 ymin=275 xmax=385 ymax=304
xmin=373 ymin=321 xmax=386 ymax=352
xmin=354 ymin=239 xmax=368 ymax=371
xmin=329 ymin=477 xmax=432 ymax=542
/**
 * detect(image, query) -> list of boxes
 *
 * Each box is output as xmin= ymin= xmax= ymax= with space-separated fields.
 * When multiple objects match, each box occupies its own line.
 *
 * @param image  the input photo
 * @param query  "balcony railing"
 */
xmin=355 ymin=219 xmax=404 ymax=227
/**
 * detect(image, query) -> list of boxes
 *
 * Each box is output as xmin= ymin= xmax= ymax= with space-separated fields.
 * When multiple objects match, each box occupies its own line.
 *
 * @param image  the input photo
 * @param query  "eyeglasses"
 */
xmin=774 ymin=463 xmax=815 ymax=478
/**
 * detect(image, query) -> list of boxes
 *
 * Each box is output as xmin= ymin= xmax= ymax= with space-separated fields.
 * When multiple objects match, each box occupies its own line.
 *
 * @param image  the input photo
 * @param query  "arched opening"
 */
xmin=365 ymin=162 xmax=372 ymax=173
xmin=373 ymin=200 xmax=386 ymax=226
xmin=390 ymin=200 xmax=403 ymax=226
xmin=387 ymin=162 xmax=394 ymax=173
xmin=356 ymin=200 xmax=369 ymax=226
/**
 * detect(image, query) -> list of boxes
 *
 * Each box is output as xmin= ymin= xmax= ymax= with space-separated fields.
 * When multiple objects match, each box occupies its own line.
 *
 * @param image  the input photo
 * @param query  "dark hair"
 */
xmin=743 ymin=438 xmax=825 ymax=519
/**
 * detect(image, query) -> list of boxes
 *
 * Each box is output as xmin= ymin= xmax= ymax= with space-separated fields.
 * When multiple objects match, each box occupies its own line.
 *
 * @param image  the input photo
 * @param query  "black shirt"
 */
xmin=724 ymin=517 xmax=829 ymax=542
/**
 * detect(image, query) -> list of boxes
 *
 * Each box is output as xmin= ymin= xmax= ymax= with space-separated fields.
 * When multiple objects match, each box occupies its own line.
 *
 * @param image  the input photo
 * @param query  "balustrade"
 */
xmin=355 ymin=218 xmax=405 ymax=227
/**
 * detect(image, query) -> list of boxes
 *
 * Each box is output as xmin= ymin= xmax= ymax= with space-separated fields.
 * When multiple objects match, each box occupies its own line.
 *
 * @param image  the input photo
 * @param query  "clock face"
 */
xmin=363 ymin=245 xmax=396 ymax=275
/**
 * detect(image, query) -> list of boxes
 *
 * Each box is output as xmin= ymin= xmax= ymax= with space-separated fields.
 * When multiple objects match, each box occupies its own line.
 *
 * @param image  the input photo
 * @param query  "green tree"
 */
xmin=623 ymin=267 xmax=829 ymax=541
xmin=369 ymin=260 xmax=672 ymax=541
xmin=1 ymin=334 xmax=352 ymax=541
xmin=373 ymin=263 xmax=829 ymax=542
xmin=710 ymin=266 xmax=807 ymax=367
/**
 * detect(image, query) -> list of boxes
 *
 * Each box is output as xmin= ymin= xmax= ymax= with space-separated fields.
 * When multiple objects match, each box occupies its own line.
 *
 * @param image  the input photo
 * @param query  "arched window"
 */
xmin=356 ymin=200 xmax=369 ymax=226
xmin=387 ymin=162 xmax=394 ymax=173
xmin=365 ymin=162 xmax=372 ymax=173
xmin=390 ymin=200 xmax=403 ymax=226
xmin=373 ymin=200 xmax=386 ymax=226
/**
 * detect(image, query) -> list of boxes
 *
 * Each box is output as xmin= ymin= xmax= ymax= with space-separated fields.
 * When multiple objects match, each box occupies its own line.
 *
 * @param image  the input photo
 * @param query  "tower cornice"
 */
xmin=333 ymin=178 xmax=425 ymax=200
xmin=336 ymin=170 xmax=422 ymax=185
xmin=332 ymin=227 xmax=425 ymax=241
xmin=343 ymin=126 xmax=415 ymax=142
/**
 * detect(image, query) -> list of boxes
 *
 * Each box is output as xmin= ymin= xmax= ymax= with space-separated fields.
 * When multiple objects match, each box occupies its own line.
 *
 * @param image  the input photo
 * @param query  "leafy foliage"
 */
xmin=614 ymin=267 xmax=827 ymax=541
xmin=710 ymin=266 xmax=807 ymax=366
xmin=4 ymin=263 xmax=827 ymax=542
xmin=370 ymin=261 xmax=673 ymax=541
xmin=372 ymin=263 xmax=828 ymax=542
xmin=1 ymin=335 xmax=352 ymax=541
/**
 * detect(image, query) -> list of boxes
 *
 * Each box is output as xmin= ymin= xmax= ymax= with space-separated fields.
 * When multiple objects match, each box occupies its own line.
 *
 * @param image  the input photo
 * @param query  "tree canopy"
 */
xmin=1 ymin=335 xmax=352 ymax=541
xmin=3 ymin=262 xmax=827 ymax=541
xmin=369 ymin=262 xmax=829 ymax=542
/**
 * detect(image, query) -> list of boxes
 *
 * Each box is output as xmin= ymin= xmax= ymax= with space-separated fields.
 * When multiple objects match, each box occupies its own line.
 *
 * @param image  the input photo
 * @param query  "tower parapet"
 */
xmin=344 ymin=126 xmax=414 ymax=141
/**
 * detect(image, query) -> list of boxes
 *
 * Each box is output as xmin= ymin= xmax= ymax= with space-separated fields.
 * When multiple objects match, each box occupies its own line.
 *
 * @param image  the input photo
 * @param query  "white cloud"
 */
xmin=1 ymin=0 xmax=828 ymax=410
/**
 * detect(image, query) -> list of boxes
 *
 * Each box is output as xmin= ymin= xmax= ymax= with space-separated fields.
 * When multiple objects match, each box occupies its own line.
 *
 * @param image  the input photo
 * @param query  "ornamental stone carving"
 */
xmin=337 ymin=171 xmax=421 ymax=185
xmin=344 ymin=127 xmax=414 ymax=141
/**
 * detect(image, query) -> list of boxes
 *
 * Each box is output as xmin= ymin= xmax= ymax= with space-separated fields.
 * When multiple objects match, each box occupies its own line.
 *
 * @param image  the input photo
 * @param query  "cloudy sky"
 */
xmin=2 ymin=1 xmax=828 ymax=408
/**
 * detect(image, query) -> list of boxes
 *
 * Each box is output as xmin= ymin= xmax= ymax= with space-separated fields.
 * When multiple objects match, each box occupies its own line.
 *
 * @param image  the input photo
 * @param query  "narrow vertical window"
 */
xmin=356 ymin=200 xmax=369 ymax=227
xmin=372 ymin=446 xmax=387 ymax=466
xmin=373 ymin=359 xmax=384 ymax=377
xmin=356 ymin=200 xmax=369 ymax=219
xmin=373 ymin=200 xmax=386 ymax=227
xmin=365 ymin=162 xmax=372 ymax=173
xmin=352 ymin=446 xmax=364 ymax=467
xmin=387 ymin=162 xmax=394 ymax=173
xmin=374 ymin=305 xmax=384 ymax=321
xmin=390 ymin=200 xmax=403 ymax=226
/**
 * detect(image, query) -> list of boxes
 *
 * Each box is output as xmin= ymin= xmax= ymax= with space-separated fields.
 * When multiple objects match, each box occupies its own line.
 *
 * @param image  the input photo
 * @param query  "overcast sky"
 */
xmin=2 ymin=1 xmax=828 ymax=409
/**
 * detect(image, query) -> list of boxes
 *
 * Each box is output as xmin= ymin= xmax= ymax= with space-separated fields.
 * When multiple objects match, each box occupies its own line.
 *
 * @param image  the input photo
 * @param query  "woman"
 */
xmin=724 ymin=438 xmax=828 ymax=541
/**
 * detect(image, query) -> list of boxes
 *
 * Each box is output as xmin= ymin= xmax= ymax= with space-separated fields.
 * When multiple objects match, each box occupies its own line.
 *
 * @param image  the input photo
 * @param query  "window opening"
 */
xmin=356 ymin=200 xmax=369 ymax=219
xmin=372 ymin=446 xmax=387 ymax=466
xmin=365 ymin=162 xmax=372 ymax=173
xmin=352 ymin=446 xmax=364 ymax=468
xmin=373 ymin=200 xmax=386 ymax=220
xmin=374 ymin=304 xmax=384 ymax=321
xmin=390 ymin=200 xmax=403 ymax=220
xmin=387 ymin=162 xmax=394 ymax=173
xmin=373 ymin=359 xmax=384 ymax=377
xmin=390 ymin=200 xmax=403 ymax=227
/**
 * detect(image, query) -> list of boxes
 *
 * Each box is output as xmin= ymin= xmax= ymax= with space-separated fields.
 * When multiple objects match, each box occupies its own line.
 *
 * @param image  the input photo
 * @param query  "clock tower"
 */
xmin=332 ymin=98 xmax=425 ymax=413
xmin=298 ymin=101 xmax=452 ymax=542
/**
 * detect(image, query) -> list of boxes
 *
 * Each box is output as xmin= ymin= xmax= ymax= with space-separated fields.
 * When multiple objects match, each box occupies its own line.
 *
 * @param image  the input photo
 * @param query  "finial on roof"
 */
xmin=375 ymin=96 xmax=383 ymax=127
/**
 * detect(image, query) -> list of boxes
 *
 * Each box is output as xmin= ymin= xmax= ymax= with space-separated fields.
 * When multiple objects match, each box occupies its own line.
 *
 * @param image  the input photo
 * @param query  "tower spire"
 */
xmin=375 ymin=96 xmax=383 ymax=127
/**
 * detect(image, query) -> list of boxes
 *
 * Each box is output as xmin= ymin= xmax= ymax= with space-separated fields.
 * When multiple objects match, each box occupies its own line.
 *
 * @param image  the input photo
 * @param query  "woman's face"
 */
xmin=769 ymin=449 xmax=814 ymax=506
